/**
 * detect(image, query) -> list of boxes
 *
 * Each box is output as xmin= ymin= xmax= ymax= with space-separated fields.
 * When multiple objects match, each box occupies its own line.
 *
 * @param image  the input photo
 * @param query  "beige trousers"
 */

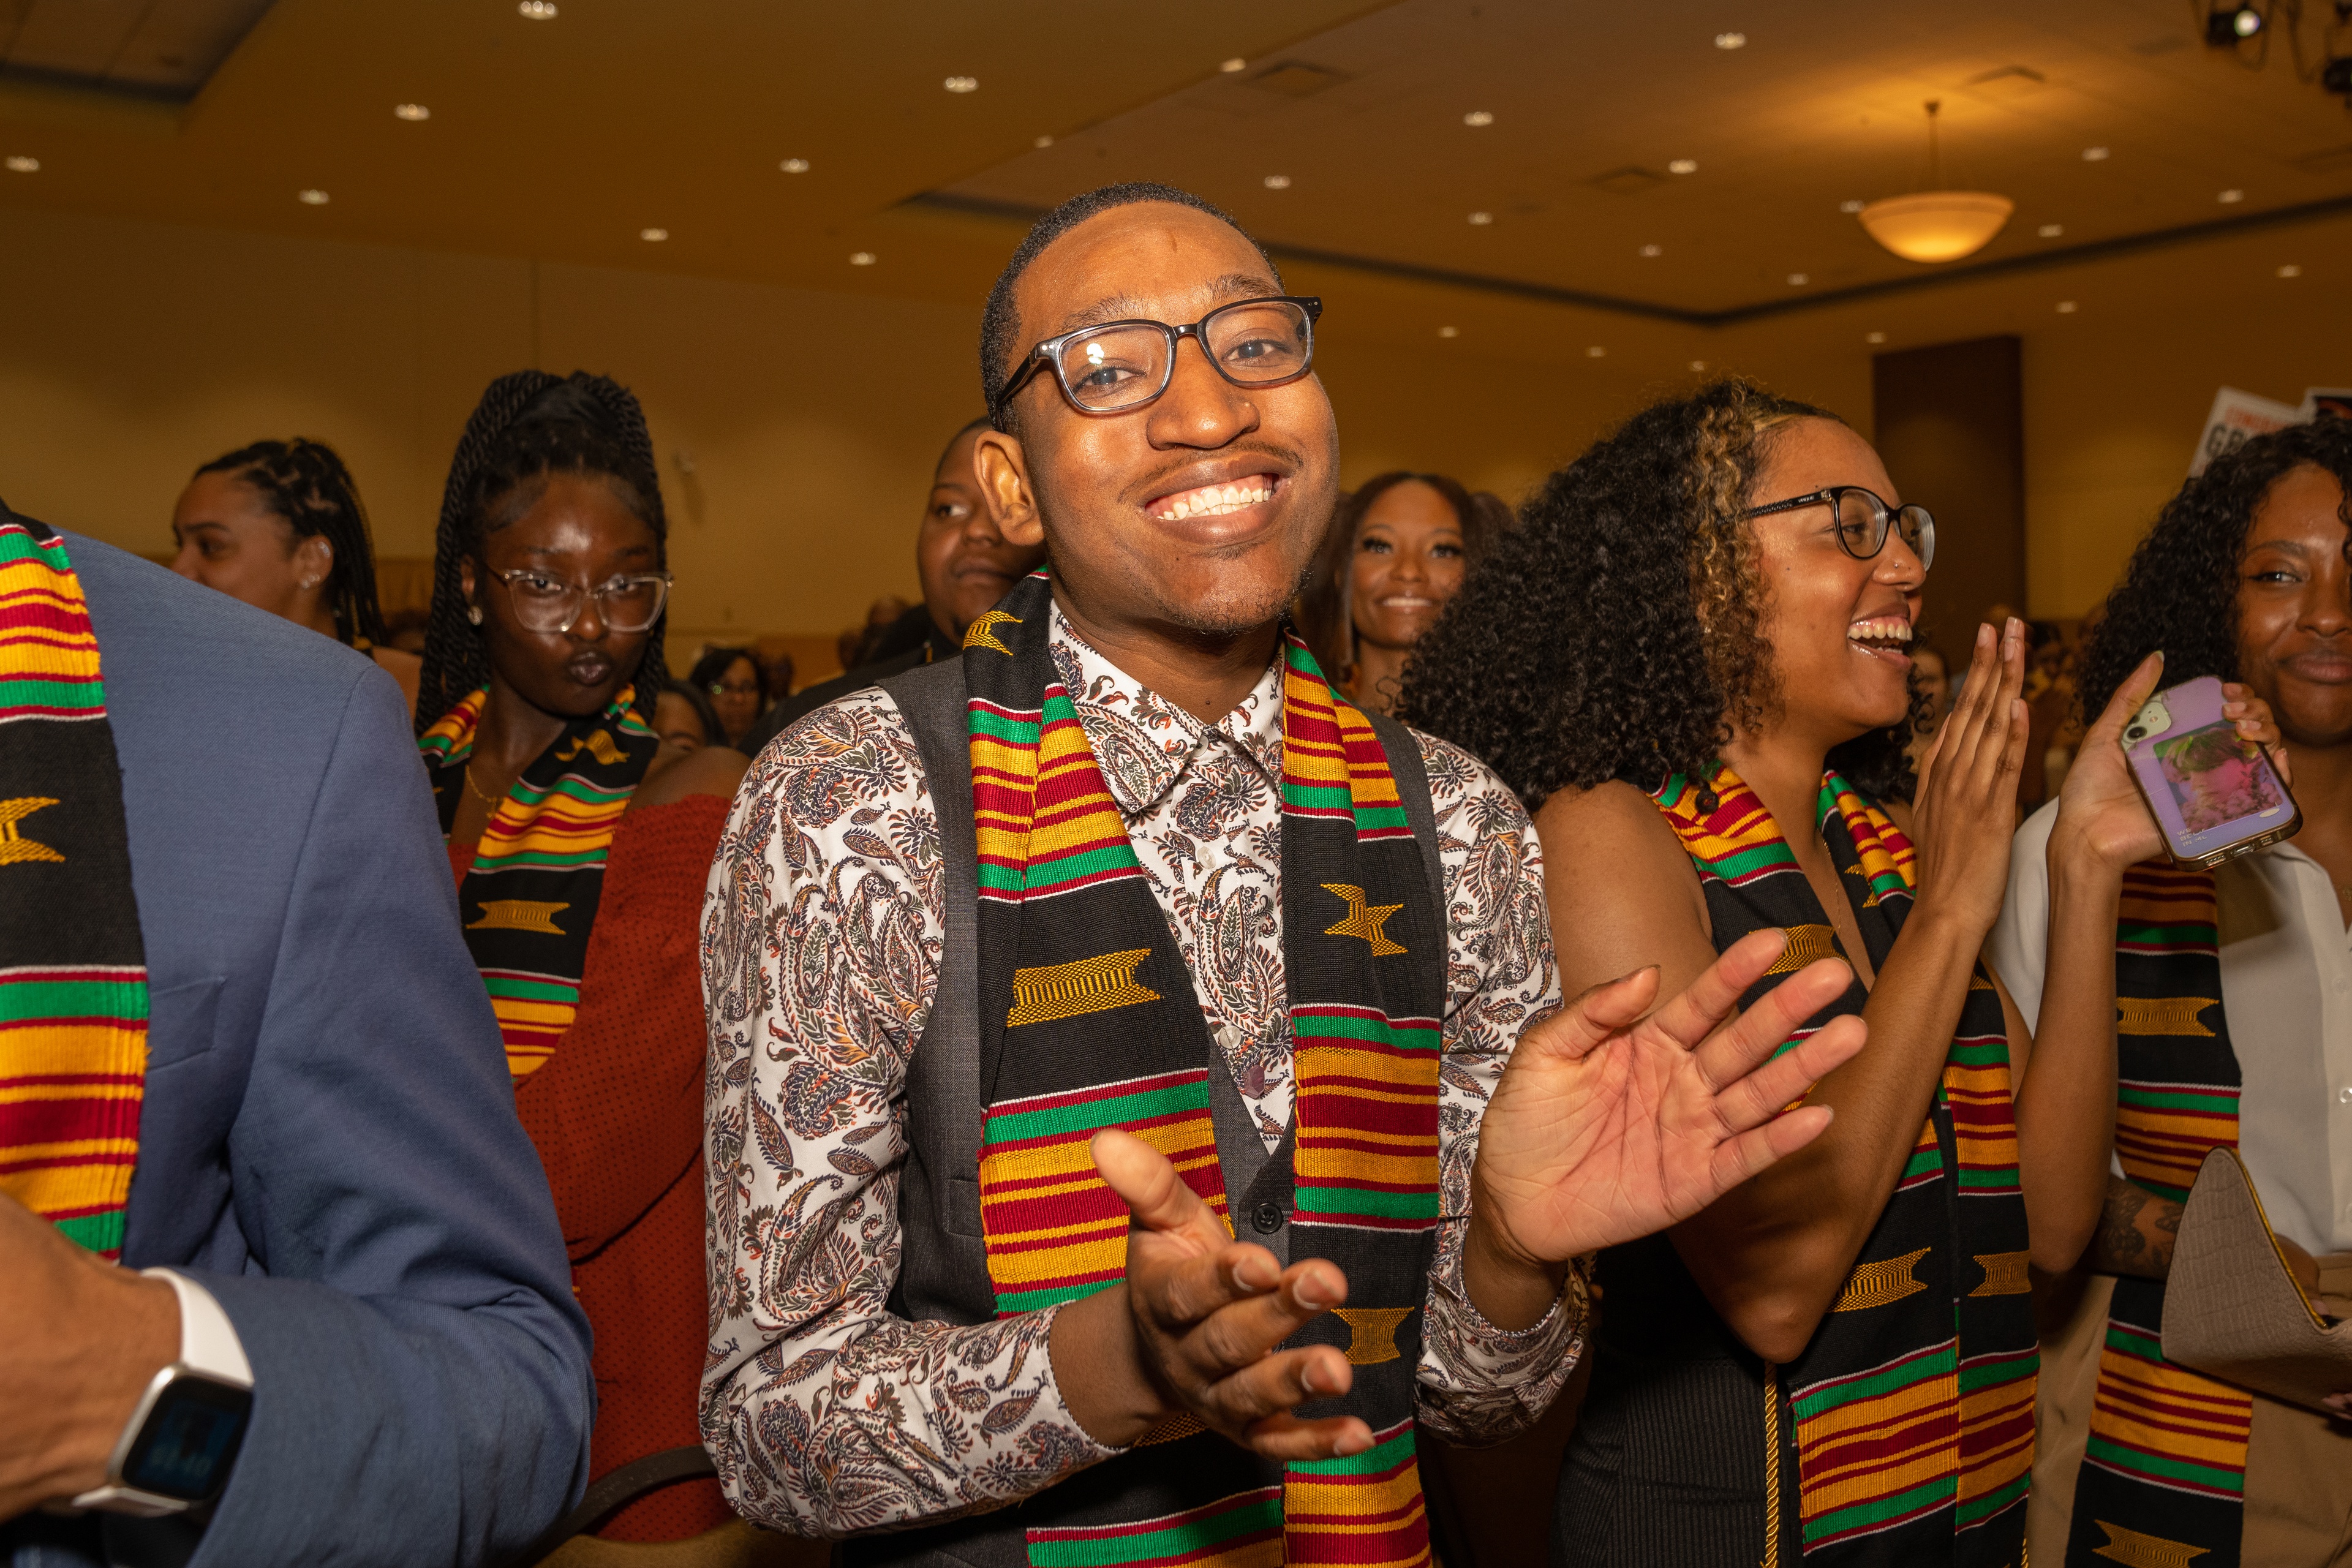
xmin=2029 ymin=1271 xmax=2352 ymax=1566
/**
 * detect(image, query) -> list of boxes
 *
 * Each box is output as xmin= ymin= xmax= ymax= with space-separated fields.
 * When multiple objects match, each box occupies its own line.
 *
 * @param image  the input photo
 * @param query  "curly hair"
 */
xmin=194 ymin=437 xmax=387 ymax=647
xmin=1402 ymin=379 xmax=1916 ymax=812
xmin=2078 ymin=418 xmax=2352 ymax=721
xmin=416 ymin=371 xmax=672 ymax=733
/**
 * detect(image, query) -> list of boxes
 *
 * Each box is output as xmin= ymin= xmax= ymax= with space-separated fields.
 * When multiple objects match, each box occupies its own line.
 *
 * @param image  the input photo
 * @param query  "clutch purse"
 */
xmin=2162 ymin=1147 xmax=2352 ymax=1414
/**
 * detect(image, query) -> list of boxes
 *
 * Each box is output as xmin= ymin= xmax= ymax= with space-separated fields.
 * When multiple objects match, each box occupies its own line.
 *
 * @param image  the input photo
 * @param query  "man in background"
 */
xmin=0 ymin=502 xmax=592 ymax=1567
xmin=743 ymin=416 xmax=1043 ymax=751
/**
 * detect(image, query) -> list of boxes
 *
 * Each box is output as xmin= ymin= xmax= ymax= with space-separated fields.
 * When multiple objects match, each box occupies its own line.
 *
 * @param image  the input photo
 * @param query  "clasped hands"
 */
xmin=1049 ymin=929 xmax=1864 ymax=1457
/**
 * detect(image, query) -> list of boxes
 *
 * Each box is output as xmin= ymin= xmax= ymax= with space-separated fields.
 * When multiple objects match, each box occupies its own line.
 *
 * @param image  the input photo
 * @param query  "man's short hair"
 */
xmin=978 ymin=182 xmax=1282 ymax=429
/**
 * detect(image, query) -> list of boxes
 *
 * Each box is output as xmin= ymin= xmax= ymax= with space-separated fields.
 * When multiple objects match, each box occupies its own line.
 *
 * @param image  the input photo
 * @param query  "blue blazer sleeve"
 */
xmin=179 ymin=663 xmax=594 ymax=1566
xmin=45 ymin=530 xmax=594 ymax=1568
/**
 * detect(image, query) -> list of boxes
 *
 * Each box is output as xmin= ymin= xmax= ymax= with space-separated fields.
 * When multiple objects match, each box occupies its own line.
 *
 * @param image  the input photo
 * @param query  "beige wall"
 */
xmin=4 ymin=203 xmax=2345 ymax=649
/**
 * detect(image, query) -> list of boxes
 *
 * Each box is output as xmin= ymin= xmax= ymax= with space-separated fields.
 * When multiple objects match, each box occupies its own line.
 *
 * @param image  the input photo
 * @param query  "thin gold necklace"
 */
xmin=463 ymin=763 xmax=505 ymax=811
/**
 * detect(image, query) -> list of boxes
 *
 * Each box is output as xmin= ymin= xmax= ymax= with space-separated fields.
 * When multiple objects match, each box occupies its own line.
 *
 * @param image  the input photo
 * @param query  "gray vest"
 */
xmin=851 ymin=657 xmax=1441 ymax=1568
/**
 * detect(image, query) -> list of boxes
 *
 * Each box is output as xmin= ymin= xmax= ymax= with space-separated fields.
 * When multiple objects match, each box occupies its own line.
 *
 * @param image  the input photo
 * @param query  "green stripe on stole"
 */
xmin=962 ymin=572 xmax=1444 ymax=1568
xmin=0 ymin=517 xmax=151 ymax=1262
xmin=1648 ymin=763 xmax=2036 ymax=1565
xmin=2063 ymin=862 xmax=2251 ymax=1567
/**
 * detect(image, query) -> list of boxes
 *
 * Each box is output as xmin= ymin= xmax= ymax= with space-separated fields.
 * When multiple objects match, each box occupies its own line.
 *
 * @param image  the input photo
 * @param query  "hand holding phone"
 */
xmin=2122 ymin=674 xmax=2300 ymax=867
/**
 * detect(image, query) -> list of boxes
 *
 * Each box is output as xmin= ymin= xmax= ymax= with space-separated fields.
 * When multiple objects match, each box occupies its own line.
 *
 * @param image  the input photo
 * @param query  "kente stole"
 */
xmin=0 ymin=517 xmax=148 ymax=1259
xmin=967 ymin=572 xmax=1444 ymax=1568
xmin=420 ymin=685 xmax=657 ymax=1079
xmin=1652 ymin=765 xmax=2037 ymax=1566
xmin=2063 ymin=863 xmax=2250 ymax=1568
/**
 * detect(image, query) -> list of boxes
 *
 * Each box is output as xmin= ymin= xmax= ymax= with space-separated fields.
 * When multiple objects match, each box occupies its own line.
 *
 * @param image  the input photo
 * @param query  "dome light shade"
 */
xmin=1858 ymin=190 xmax=2015 ymax=262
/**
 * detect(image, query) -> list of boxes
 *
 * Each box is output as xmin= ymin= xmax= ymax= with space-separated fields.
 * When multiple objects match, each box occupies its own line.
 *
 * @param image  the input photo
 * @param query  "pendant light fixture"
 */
xmin=1858 ymin=100 xmax=2015 ymax=264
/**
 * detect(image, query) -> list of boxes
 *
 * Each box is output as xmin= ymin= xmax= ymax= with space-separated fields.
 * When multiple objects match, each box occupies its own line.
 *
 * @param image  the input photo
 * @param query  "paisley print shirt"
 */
xmin=701 ymin=608 xmax=1584 ymax=1536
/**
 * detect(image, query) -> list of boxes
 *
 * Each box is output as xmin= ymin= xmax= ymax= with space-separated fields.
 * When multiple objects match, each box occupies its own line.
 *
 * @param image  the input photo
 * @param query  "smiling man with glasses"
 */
xmin=699 ymin=184 xmax=1866 ymax=1566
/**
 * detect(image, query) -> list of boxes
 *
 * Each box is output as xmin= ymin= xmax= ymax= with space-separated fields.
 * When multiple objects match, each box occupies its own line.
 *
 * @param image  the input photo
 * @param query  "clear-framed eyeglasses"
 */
xmin=485 ymin=567 xmax=672 ymax=634
xmin=992 ymin=295 xmax=1324 ymax=421
xmin=1741 ymin=486 xmax=1936 ymax=573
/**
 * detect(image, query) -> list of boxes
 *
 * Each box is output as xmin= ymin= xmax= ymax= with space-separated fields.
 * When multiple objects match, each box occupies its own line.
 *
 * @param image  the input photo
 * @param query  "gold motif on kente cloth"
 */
xmin=1006 ymin=948 xmax=1160 ymax=1027
xmin=1322 ymin=883 xmax=1406 ymax=956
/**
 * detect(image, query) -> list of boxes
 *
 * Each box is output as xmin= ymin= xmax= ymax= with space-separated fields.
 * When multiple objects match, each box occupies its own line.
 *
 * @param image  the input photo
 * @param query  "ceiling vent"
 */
xmin=0 ymin=0 xmax=277 ymax=101
xmin=1588 ymin=165 xmax=1667 ymax=197
xmin=1962 ymin=65 xmax=2047 ymax=99
xmin=2291 ymin=140 xmax=2352 ymax=172
xmin=1246 ymin=62 xmax=1349 ymax=99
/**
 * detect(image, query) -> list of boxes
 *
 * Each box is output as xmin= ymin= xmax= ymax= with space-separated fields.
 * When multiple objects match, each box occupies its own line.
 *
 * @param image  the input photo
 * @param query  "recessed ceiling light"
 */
xmin=1463 ymin=110 xmax=1494 ymax=127
xmin=944 ymin=76 xmax=978 ymax=93
xmin=1690 ymin=360 xmax=1709 ymax=372
xmin=2218 ymin=188 xmax=2244 ymax=203
xmin=1788 ymin=272 xmax=1809 ymax=285
xmin=1668 ymin=158 xmax=1698 ymax=175
xmin=1220 ymin=57 xmax=1247 ymax=73
xmin=1438 ymin=325 xmax=1459 ymax=338
xmin=1639 ymin=243 xmax=1662 ymax=257
xmin=849 ymin=251 xmax=877 ymax=266
xmin=517 ymin=0 xmax=556 ymax=18
xmin=1468 ymin=211 xmax=1493 ymax=225
xmin=1586 ymin=345 xmax=1607 ymax=358
xmin=1866 ymin=331 xmax=1887 ymax=343
xmin=640 ymin=227 xmax=668 ymax=242
xmin=2056 ymin=300 xmax=2078 ymax=313
xmin=2278 ymin=263 xmax=2302 ymax=277
xmin=1715 ymin=31 xmax=1747 ymax=49
xmin=298 ymin=188 xmax=329 ymax=205
xmin=780 ymin=157 xmax=810 ymax=174
xmin=4 ymin=155 xmax=37 ymax=173
xmin=1839 ymin=198 xmax=1865 ymax=213
xmin=1263 ymin=174 xmax=1291 ymax=189
xmin=1033 ymin=135 xmax=1053 ymax=149
xmin=2038 ymin=222 xmax=2064 ymax=237
xmin=2082 ymin=145 xmax=2110 ymax=161
xmin=394 ymin=103 xmax=429 ymax=121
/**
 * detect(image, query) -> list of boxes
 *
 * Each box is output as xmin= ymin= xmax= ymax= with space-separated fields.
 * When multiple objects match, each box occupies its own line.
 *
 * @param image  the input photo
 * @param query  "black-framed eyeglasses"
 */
xmin=1741 ymin=486 xmax=1936 ymax=573
xmin=486 ymin=567 xmax=672 ymax=634
xmin=707 ymin=677 xmax=761 ymax=698
xmin=992 ymin=296 xmax=1324 ymax=420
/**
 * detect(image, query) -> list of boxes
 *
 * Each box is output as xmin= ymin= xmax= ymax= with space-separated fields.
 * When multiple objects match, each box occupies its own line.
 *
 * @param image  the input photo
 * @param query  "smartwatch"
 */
xmin=71 ymin=1269 xmax=255 ymax=1518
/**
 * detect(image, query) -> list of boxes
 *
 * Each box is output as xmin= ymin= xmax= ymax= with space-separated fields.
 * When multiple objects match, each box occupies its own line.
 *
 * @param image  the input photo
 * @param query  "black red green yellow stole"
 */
xmin=967 ymin=571 xmax=1444 ymax=1568
xmin=0 ymin=515 xmax=148 ymax=1259
xmin=2064 ymin=864 xmax=2248 ymax=1568
xmin=419 ymin=686 xmax=658 ymax=1079
xmin=1651 ymin=764 xmax=2037 ymax=1566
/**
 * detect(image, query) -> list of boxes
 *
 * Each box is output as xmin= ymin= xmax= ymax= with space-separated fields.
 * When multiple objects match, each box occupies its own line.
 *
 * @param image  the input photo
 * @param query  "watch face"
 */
xmin=123 ymin=1377 xmax=253 ymax=1503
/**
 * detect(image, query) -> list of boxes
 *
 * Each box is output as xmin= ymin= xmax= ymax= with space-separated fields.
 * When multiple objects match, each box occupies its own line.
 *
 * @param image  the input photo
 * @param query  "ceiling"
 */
xmin=0 ymin=0 xmax=2345 ymax=326
xmin=1 ymin=0 xmax=273 ymax=100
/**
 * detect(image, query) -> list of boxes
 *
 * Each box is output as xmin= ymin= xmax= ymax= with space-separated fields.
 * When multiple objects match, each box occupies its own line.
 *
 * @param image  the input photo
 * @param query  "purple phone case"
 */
xmin=2123 ymin=674 xmax=2296 ymax=864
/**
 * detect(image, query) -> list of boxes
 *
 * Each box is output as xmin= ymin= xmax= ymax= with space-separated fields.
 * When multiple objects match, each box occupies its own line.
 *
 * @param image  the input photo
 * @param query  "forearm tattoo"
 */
xmin=2092 ymin=1174 xmax=2180 ymax=1279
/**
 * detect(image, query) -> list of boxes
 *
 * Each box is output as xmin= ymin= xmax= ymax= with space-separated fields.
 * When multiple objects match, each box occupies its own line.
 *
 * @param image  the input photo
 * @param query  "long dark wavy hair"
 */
xmin=2078 ymin=418 xmax=2352 ymax=720
xmin=194 ymin=437 xmax=388 ymax=647
xmin=1403 ymin=379 xmax=1915 ymax=812
xmin=416 ymin=371 xmax=672 ymax=733
xmin=1298 ymin=470 xmax=1510 ymax=677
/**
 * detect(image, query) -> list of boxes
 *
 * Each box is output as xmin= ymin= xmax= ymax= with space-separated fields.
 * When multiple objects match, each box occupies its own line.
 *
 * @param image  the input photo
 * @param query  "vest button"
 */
xmin=1250 ymin=1202 xmax=1284 ymax=1235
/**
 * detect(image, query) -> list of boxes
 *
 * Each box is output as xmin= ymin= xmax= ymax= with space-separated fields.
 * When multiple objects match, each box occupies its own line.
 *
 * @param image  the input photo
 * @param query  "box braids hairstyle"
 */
xmin=415 ymin=370 xmax=673 ymax=734
xmin=195 ymin=438 xmax=388 ymax=648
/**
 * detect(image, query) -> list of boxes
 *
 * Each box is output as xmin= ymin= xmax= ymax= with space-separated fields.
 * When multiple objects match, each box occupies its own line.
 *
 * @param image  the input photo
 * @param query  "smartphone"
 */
xmin=2121 ymin=674 xmax=2301 ymax=867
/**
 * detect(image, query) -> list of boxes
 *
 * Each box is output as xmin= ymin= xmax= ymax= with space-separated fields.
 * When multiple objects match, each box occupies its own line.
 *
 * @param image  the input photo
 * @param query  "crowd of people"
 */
xmin=4 ymin=177 xmax=2350 ymax=1568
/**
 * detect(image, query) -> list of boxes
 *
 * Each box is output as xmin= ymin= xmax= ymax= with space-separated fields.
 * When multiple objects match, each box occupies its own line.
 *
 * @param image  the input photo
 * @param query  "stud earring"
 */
xmin=467 ymin=606 xmax=483 ymax=625
xmin=300 ymin=576 xmax=320 ymax=590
